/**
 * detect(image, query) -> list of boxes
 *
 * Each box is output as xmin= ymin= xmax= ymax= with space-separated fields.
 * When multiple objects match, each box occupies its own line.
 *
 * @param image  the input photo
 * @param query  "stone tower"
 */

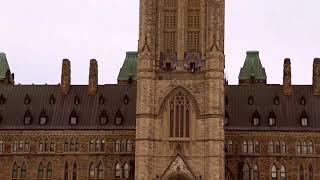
xmin=135 ymin=0 xmax=225 ymax=179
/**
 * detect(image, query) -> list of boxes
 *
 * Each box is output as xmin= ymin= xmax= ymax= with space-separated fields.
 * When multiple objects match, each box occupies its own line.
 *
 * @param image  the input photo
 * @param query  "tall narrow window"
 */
xmin=253 ymin=164 xmax=259 ymax=180
xmin=309 ymin=141 xmax=314 ymax=154
xmin=38 ymin=162 xmax=44 ymax=179
xmin=69 ymin=139 xmax=75 ymax=151
xmin=89 ymin=162 xmax=95 ymax=180
xmin=126 ymin=140 xmax=132 ymax=152
xmin=280 ymin=165 xmax=286 ymax=180
xmin=268 ymin=141 xmax=274 ymax=154
xmin=64 ymin=161 xmax=68 ymax=180
xmin=254 ymin=141 xmax=260 ymax=153
xmin=281 ymin=140 xmax=287 ymax=154
xmin=89 ymin=139 xmax=94 ymax=152
xmin=169 ymin=92 xmax=191 ymax=138
xmin=252 ymin=110 xmax=260 ymax=126
xmin=300 ymin=164 xmax=304 ymax=180
xmin=25 ymin=139 xmax=29 ymax=152
xmin=121 ymin=139 xmax=126 ymax=152
xmin=115 ymin=140 xmax=120 ymax=152
xmin=301 ymin=111 xmax=308 ymax=127
xmin=123 ymin=163 xmax=130 ymax=179
xmin=45 ymin=139 xmax=49 ymax=152
xmin=162 ymin=0 xmax=177 ymax=53
xmin=101 ymin=139 xmax=105 ymax=152
xmin=297 ymin=141 xmax=302 ymax=154
xmin=0 ymin=139 xmax=3 ymax=152
xmin=271 ymin=165 xmax=277 ymax=180
xmin=50 ymin=139 xmax=54 ymax=152
xmin=75 ymin=139 xmax=80 ymax=152
xmin=13 ymin=139 xmax=18 ymax=152
xmin=21 ymin=162 xmax=26 ymax=179
xmin=275 ymin=140 xmax=281 ymax=154
xmin=115 ymin=163 xmax=121 ymax=179
xmin=47 ymin=162 xmax=52 ymax=179
xmin=309 ymin=164 xmax=313 ymax=180
xmin=95 ymin=139 xmax=100 ymax=152
xmin=243 ymin=163 xmax=250 ymax=180
xmin=186 ymin=0 xmax=200 ymax=52
xmin=302 ymin=141 xmax=308 ymax=154
xmin=64 ymin=139 xmax=69 ymax=152
xmin=248 ymin=141 xmax=254 ymax=153
xmin=72 ymin=161 xmax=77 ymax=180
xmin=268 ymin=111 xmax=276 ymax=126
xmin=19 ymin=140 xmax=24 ymax=152
xmin=228 ymin=140 xmax=233 ymax=153
xmin=97 ymin=161 xmax=103 ymax=180
xmin=243 ymin=140 xmax=248 ymax=153
xmin=12 ymin=162 xmax=18 ymax=179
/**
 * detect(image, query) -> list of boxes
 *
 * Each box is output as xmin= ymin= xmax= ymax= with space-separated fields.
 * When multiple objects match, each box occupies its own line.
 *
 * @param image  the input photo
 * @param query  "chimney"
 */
xmin=88 ymin=59 xmax=98 ymax=95
xmin=60 ymin=59 xmax=71 ymax=95
xmin=313 ymin=58 xmax=320 ymax=95
xmin=283 ymin=58 xmax=292 ymax=95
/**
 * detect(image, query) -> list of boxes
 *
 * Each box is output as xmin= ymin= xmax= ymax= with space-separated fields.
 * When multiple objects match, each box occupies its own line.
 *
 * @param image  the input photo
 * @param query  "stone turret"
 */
xmin=313 ymin=58 xmax=320 ymax=95
xmin=88 ymin=59 xmax=98 ymax=95
xmin=283 ymin=58 xmax=292 ymax=95
xmin=60 ymin=59 xmax=71 ymax=95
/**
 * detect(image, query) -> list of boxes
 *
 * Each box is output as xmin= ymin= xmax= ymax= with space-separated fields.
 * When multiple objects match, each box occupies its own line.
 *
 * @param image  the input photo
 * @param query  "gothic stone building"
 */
xmin=0 ymin=0 xmax=319 ymax=180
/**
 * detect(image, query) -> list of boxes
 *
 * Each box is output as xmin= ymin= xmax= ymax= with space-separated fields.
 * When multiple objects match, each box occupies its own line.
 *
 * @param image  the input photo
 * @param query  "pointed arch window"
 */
xmin=169 ymin=91 xmax=191 ymax=138
xmin=268 ymin=111 xmax=276 ymax=126
xmin=300 ymin=96 xmax=306 ymax=105
xmin=115 ymin=110 xmax=123 ymax=125
xmin=72 ymin=161 xmax=77 ymax=180
xmin=115 ymin=163 xmax=121 ymax=178
xmin=254 ymin=140 xmax=260 ymax=153
xmin=268 ymin=140 xmax=274 ymax=154
xmin=309 ymin=141 xmax=314 ymax=154
xmin=96 ymin=139 xmax=100 ymax=152
xmin=25 ymin=139 xmax=29 ymax=152
xmin=281 ymin=140 xmax=287 ymax=154
xmin=19 ymin=139 xmax=24 ymax=152
xmin=121 ymin=139 xmax=126 ymax=152
xmin=300 ymin=164 xmax=304 ymax=180
xmin=243 ymin=140 xmax=248 ymax=153
xmin=253 ymin=164 xmax=259 ymax=180
xmin=248 ymin=140 xmax=254 ymax=153
xmin=38 ymin=162 xmax=44 ymax=179
xmin=101 ymin=139 xmax=105 ymax=152
xmin=75 ymin=139 xmax=80 ymax=152
xmin=89 ymin=139 xmax=94 ymax=152
xmin=115 ymin=140 xmax=120 ymax=152
xmin=301 ymin=111 xmax=309 ymax=127
xmin=45 ymin=139 xmax=49 ymax=152
xmin=64 ymin=161 xmax=68 ymax=180
xmin=271 ymin=165 xmax=277 ymax=180
xmin=227 ymin=140 xmax=233 ymax=153
xmin=302 ymin=141 xmax=308 ymax=154
xmin=47 ymin=162 xmax=52 ymax=179
xmin=24 ymin=109 xmax=32 ymax=125
xmin=50 ymin=139 xmax=54 ymax=152
xmin=275 ymin=140 xmax=281 ymax=154
xmin=126 ymin=140 xmax=132 ymax=152
xmin=70 ymin=139 xmax=75 ymax=151
xmin=64 ymin=139 xmax=69 ymax=152
xmin=243 ymin=163 xmax=250 ymax=180
xmin=70 ymin=110 xmax=78 ymax=125
xmin=309 ymin=164 xmax=313 ymax=180
xmin=97 ymin=161 xmax=104 ymax=180
xmin=280 ymin=165 xmax=286 ymax=180
xmin=89 ymin=162 xmax=95 ymax=180
xmin=123 ymin=163 xmax=130 ymax=179
xmin=39 ymin=139 xmax=44 ymax=152
xmin=74 ymin=96 xmax=80 ymax=105
xmin=123 ymin=95 xmax=129 ymax=105
xmin=12 ymin=162 xmax=18 ymax=178
xmin=13 ymin=139 xmax=18 ymax=152
xmin=0 ymin=139 xmax=3 ymax=152
xmin=252 ymin=110 xmax=260 ymax=126
xmin=21 ymin=162 xmax=26 ymax=179
xmin=297 ymin=141 xmax=302 ymax=154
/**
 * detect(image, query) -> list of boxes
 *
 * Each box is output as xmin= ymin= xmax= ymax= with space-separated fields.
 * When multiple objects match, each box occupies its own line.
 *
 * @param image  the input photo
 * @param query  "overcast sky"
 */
xmin=0 ymin=0 xmax=319 ymax=85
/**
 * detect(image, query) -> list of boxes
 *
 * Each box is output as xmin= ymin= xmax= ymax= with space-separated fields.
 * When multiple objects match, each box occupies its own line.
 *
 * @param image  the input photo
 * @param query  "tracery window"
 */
xmin=275 ymin=140 xmax=281 ymax=154
xmin=253 ymin=164 xmax=259 ymax=180
xmin=121 ymin=139 xmax=127 ymax=152
xmin=12 ymin=162 xmax=18 ymax=179
xmin=97 ymin=161 xmax=104 ymax=180
xmin=64 ymin=139 xmax=69 ymax=152
xmin=254 ymin=140 xmax=260 ymax=153
xmin=101 ymin=139 xmax=106 ymax=152
xmin=96 ymin=139 xmax=100 ymax=152
xmin=115 ymin=140 xmax=120 ymax=152
xmin=271 ymin=165 xmax=277 ymax=180
xmin=13 ymin=139 xmax=18 ymax=152
xmin=162 ymin=0 xmax=177 ymax=53
xmin=243 ymin=163 xmax=250 ymax=180
xmin=89 ymin=139 xmax=94 ymax=152
xmin=123 ymin=163 xmax=130 ymax=179
xmin=169 ymin=92 xmax=191 ymax=138
xmin=227 ymin=140 xmax=233 ymax=153
xmin=21 ymin=162 xmax=26 ymax=179
xmin=25 ymin=139 xmax=29 ymax=152
xmin=268 ymin=141 xmax=275 ymax=154
xmin=38 ymin=162 xmax=44 ymax=179
xmin=89 ymin=162 xmax=95 ymax=180
xmin=115 ymin=163 xmax=121 ymax=179
xmin=75 ymin=139 xmax=80 ymax=152
xmin=280 ymin=165 xmax=286 ymax=180
xmin=47 ymin=162 xmax=52 ymax=179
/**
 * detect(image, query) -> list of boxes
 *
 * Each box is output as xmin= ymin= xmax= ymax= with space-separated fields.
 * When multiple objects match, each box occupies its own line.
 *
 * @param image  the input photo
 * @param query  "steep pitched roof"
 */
xmin=238 ymin=51 xmax=267 ymax=84
xmin=0 ymin=53 xmax=10 ymax=79
xmin=117 ymin=52 xmax=138 ymax=82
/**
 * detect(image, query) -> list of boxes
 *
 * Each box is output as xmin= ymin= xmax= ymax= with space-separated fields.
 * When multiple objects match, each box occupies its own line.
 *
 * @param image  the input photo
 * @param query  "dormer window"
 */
xmin=274 ymin=96 xmax=280 ymax=105
xmin=123 ymin=95 xmax=129 ymax=105
xmin=24 ymin=94 xmax=31 ymax=105
xmin=225 ymin=111 xmax=229 ymax=126
xmin=39 ymin=110 xmax=48 ymax=125
xmin=115 ymin=110 xmax=123 ymax=125
xmin=0 ymin=94 xmax=6 ymax=105
xmin=252 ymin=110 xmax=260 ymax=126
xmin=99 ymin=95 xmax=105 ymax=105
xmin=300 ymin=97 xmax=306 ymax=105
xmin=74 ymin=96 xmax=80 ymax=105
xmin=300 ymin=111 xmax=308 ymax=127
xmin=70 ymin=111 xmax=78 ymax=125
xmin=268 ymin=111 xmax=276 ymax=126
xmin=49 ymin=95 xmax=55 ymax=105
xmin=24 ymin=110 xmax=32 ymax=125
xmin=100 ymin=111 xmax=108 ymax=125
xmin=248 ymin=96 xmax=254 ymax=105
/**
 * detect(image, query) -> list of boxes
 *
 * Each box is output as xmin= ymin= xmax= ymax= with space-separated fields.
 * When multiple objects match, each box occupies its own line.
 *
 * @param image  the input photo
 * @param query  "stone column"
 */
xmin=60 ymin=59 xmax=71 ymax=95
xmin=88 ymin=59 xmax=98 ymax=95
xmin=283 ymin=58 xmax=292 ymax=96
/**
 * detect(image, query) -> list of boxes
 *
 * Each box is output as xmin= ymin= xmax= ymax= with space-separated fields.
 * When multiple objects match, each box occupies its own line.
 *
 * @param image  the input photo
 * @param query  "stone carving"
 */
xmin=160 ymin=52 xmax=177 ymax=70
xmin=184 ymin=52 xmax=202 ymax=72
xmin=88 ymin=59 xmax=98 ymax=95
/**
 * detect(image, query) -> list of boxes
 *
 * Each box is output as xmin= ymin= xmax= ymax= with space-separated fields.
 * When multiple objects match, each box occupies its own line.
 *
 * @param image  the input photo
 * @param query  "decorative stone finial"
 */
xmin=313 ymin=58 xmax=320 ymax=95
xmin=283 ymin=58 xmax=292 ymax=96
xmin=60 ymin=59 xmax=71 ymax=95
xmin=88 ymin=59 xmax=98 ymax=95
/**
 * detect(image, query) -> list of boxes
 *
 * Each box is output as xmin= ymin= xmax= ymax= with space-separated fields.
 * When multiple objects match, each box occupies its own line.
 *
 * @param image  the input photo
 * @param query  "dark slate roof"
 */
xmin=225 ymin=85 xmax=320 ymax=131
xmin=0 ymin=85 xmax=136 ymax=130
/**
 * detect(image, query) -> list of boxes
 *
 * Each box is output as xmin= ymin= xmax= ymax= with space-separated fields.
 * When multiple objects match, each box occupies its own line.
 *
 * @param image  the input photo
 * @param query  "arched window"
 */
xmin=25 ymin=139 xmax=29 ymax=152
xmin=115 ymin=140 xmax=120 ymax=152
xmin=309 ymin=164 xmax=313 ymax=180
xmin=268 ymin=141 xmax=274 ymax=154
xmin=50 ymin=139 xmax=54 ymax=152
xmin=115 ymin=163 xmax=121 ymax=179
xmin=72 ymin=161 xmax=77 ymax=180
xmin=64 ymin=139 xmax=69 ymax=152
xmin=97 ymin=161 xmax=103 ymax=180
xmin=228 ymin=140 xmax=233 ymax=153
xmin=309 ymin=141 xmax=314 ymax=154
xmin=95 ymin=139 xmax=100 ymax=152
xmin=45 ymin=139 xmax=49 ymax=152
xmin=254 ymin=141 xmax=260 ymax=153
xmin=0 ymin=139 xmax=3 ymax=152
xmin=126 ymin=140 xmax=132 ymax=152
xmin=253 ymin=164 xmax=259 ymax=180
xmin=271 ymin=165 xmax=277 ymax=180
xmin=275 ymin=140 xmax=281 ymax=154
xmin=47 ymin=162 xmax=52 ymax=179
xmin=243 ymin=163 xmax=250 ymax=180
xmin=281 ymin=140 xmax=287 ymax=154
xmin=123 ymin=163 xmax=130 ymax=179
xmin=248 ymin=141 xmax=254 ymax=153
xmin=169 ymin=92 xmax=192 ymax=138
xmin=89 ymin=162 xmax=95 ymax=180
xmin=101 ymin=139 xmax=105 ymax=152
xmin=12 ymin=162 xmax=18 ymax=178
xmin=75 ymin=139 xmax=80 ymax=152
xmin=64 ymin=161 xmax=68 ymax=180
xmin=38 ymin=162 xmax=44 ymax=179
xmin=280 ymin=165 xmax=286 ymax=180
xmin=121 ymin=139 xmax=126 ymax=152
xmin=19 ymin=139 xmax=24 ymax=152
xmin=89 ymin=139 xmax=94 ymax=152
xmin=70 ymin=139 xmax=75 ymax=151
xmin=243 ymin=140 xmax=248 ymax=153
xmin=21 ymin=162 xmax=26 ymax=179
xmin=13 ymin=139 xmax=18 ymax=152
xmin=300 ymin=164 xmax=304 ymax=180
xmin=302 ymin=141 xmax=308 ymax=154
xmin=297 ymin=141 xmax=302 ymax=154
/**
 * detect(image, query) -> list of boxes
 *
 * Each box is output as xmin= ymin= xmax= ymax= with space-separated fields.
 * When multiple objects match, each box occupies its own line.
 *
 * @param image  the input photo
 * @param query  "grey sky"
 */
xmin=0 ymin=0 xmax=319 ymax=85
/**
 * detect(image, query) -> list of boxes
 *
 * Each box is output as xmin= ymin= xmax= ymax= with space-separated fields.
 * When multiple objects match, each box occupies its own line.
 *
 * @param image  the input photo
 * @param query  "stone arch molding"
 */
xmin=158 ymin=86 xmax=201 ymax=118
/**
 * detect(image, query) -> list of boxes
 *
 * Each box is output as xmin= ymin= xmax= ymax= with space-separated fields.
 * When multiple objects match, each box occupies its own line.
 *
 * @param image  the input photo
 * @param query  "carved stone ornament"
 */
xmin=184 ymin=52 xmax=202 ymax=71
xmin=160 ymin=52 xmax=177 ymax=70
